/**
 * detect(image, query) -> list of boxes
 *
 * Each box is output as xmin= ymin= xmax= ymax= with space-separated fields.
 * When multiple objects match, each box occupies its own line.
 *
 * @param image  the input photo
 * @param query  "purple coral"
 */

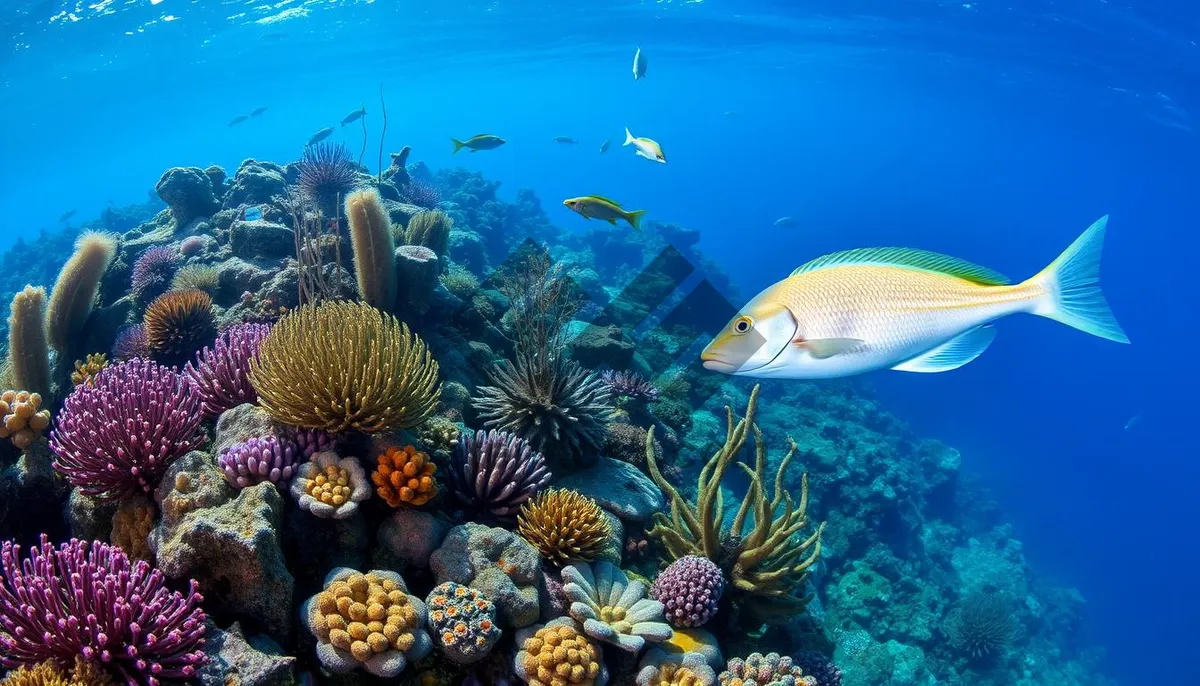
xmin=792 ymin=652 xmax=843 ymax=686
xmin=178 ymin=236 xmax=205 ymax=256
xmin=130 ymin=245 xmax=180 ymax=300
xmin=112 ymin=323 xmax=149 ymax=361
xmin=50 ymin=359 xmax=205 ymax=500
xmin=400 ymin=178 xmax=441 ymax=209
xmin=650 ymin=555 xmax=725 ymax=628
xmin=601 ymin=370 xmax=660 ymax=402
xmin=0 ymin=536 xmax=208 ymax=684
xmin=289 ymin=427 xmax=338 ymax=459
xmin=184 ymin=322 xmax=271 ymax=419
xmin=450 ymin=429 xmax=551 ymax=519
xmin=217 ymin=435 xmax=298 ymax=489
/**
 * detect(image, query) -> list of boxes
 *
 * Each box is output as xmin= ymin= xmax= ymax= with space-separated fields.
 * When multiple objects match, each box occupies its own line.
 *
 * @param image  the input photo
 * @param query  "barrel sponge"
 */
xmin=45 ymin=231 xmax=118 ymax=352
xmin=6 ymin=285 xmax=52 ymax=397
xmin=345 ymin=189 xmax=398 ymax=311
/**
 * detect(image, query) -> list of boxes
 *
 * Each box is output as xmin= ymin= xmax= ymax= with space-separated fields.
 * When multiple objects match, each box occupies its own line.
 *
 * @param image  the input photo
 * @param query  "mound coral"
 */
xmin=651 ymin=555 xmax=725 ymax=629
xmin=297 ymin=141 xmax=358 ymax=210
xmin=718 ymin=652 xmax=813 ymax=686
xmin=184 ymin=322 xmax=271 ymax=418
xmin=218 ymin=435 xmax=299 ymax=489
xmin=130 ymin=245 xmax=180 ymax=301
xmin=602 ymin=370 xmax=661 ymax=403
xmin=517 ymin=488 xmax=611 ymax=567
xmin=46 ymin=232 xmax=117 ymax=354
xmin=302 ymin=567 xmax=432 ymax=677
xmin=6 ymin=285 xmax=51 ymax=398
xmin=637 ymin=650 xmax=718 ymax=686
xmin=143 ymin=289 xmax=217 ymax=367
xmin=450 ymin=429 xmax=552 ymax=520
xmin=946 ymin=593 xmax=1024 ymax=659
xmin=425 ymin=581 xmax=501 ymax=664
xmin=249 ymin=300 xmax=441 ymax=433
xmin=405 ymin=209 xmax=452 ymax=259
xmin=70 ymin=353 xmax=108 ymax=387
xmin=50 ymin=359 xmax=205 ymax=500
xmin=111 ymin=324 xmax=148 ymax=361
xmin=644 ymin=385 xmax=824 ymax=624
xmin=0 ymin=536 xmax=208 ymax=684
xmin=0 ymin=391 xmax=51 ymax=451
xmin=514 ymin=617 xmax=607 ymax=686
xmin=372 ymin=445 xmax=438 ymax=507
xmin=415 ymin=415 xmax=461 ymax=458
xmin=562 ymin=560 xmax=672 ymax=653
xmin=290 ymin=451 xmax=371 ymax=519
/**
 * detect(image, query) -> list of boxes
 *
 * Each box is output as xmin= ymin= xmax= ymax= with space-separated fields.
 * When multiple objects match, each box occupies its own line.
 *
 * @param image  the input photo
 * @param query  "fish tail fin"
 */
xmin=451 ymin=138 xmax=466 ymax=154
xmin=1028 ymin=215 xmax=1129 ymax=343
xmin=626 ymin=209 xmax=646 ymax=231
xmin=623 ymin=128 xmax=635 ymax=146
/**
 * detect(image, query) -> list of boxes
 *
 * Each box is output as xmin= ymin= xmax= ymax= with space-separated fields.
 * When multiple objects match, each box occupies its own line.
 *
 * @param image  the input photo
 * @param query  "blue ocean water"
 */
xmin=1 ymin=1 xmax=1197 ymax=683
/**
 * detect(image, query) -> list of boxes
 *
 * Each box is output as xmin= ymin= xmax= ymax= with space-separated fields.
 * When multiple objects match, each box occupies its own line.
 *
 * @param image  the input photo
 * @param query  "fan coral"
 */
xmin=111 ymin=324 xmax=148 ymax=361
xmin=399 ymin=178 xmax=442 ymax=210
xmin=143 ymin=289 xmax=217 ymax=367
xmin=0 ymin=391 xmax=51 ymax=451
xmin=170 ymin=264 xmax=220 ymax=295
xmin=517 ymin=489 xmax=611 ymax=567
xmin=290 ymin=451 xmax=371 ymax=519
xmin=514 ymin=617 xmax=607 ymax=686
xmin=718 ymin=652 xmax=814 ymax=686
xmin=218 ymin=435 xmax=299 ymax=489
xmin=651 ymin=555 xmax=725 ymax=629
xmin=562 ymin=560 xmax=672 ymax=653
xmin=184 ymin=322 xmax=271 ymax=419
xmin=290 ymin=427 xmax=338 ymax=458
xmin=946 ymin=593 xmax=1024 ymax=659
xmin=130 ymin=245 xmax=180 ymax=301
xmin=473 ymin=351 xmax=615 ymax=465
xmin=50 ymin=359 xmax=205 ymax=500
xmin=249 ymin=300 xmax=442 ymax=433
xmin=110 ymin=497 xmax=155 ymax=563
xmin=372 ymin=445 xmax=438 ymax=507
xmin=302 ymin=567 xmax=432 ymax=677
xmin=70 ymin=353 xmax=108 ymax=386
xmin=0 ymin=536 xmax=208 ymax=684
xmin=602 ymin=370 xmax=661 ymax=402
xmin=405 ymin=209 xmax=452 ymax=258
xmin=425 ymin=582 xmax=501 ymax=664
xmin=297 ymin=142 xmax=358 ymax=208
xmin=450 ymin=429 xmax=551 ymax=520
xmin=789 ymin=653 xmax=842 ymax=686
xmin=637 ymin=650 xmax=718 ymax=686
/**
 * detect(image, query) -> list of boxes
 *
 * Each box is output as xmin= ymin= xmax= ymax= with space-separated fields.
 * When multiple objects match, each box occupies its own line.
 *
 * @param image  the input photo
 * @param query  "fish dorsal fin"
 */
xmin=790 ymin=247 xmax=1010 ymax=285
xmin=892 ymin=325 xmax=997 ymax=373
xmin=589 ymin=195 xmax=620 ymax=205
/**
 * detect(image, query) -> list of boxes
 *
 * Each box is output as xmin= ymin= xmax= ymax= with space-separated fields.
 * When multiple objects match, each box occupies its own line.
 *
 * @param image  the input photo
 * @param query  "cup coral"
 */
xmin=218 ymin=435 xmax=299 ymax=489
xmin=249 ymin=300 xmax=442 ymax=433
xmin=562 ymin=560 xmax=673 ymax=653
xmin=0 ymin=536 xmax=208 ymax=684
xmin=130 ymin=245 xmax=180 ymax=301
xmin=184 ymin=322 xmax=272 ymax=419
xmin=143 ymin=289 xmax=217 ymax=367
xmin=50 ymin=359 xmax=205 ymax=500
xmin=637 ymin=649 xmax=718 ymax=686
xmin=372 ymin=445 xmax=438 ymax=507
xmin=650 ymin=555 xmax=725 ymax=629
xmin=0 ymin=390 xmax=51 ymax=451
xmin=450 ymin=429 xmax=552 ymax=520
xmin=290 ymin=451 xmax=371 ymax=519
xmin=717 ymin=652 xmax=814 ymax=686
xmin=513 ymin=617 xmax=608 ymax=686
xmin=517 ymin=488 xmax=611 ymax=567
xmin=424 ymin=581 xmax=501 ymax=664
xmin=302 ymin=567 xmax=432 ymax=677
xmin=70 ymin=352 xmax=109 ymax=387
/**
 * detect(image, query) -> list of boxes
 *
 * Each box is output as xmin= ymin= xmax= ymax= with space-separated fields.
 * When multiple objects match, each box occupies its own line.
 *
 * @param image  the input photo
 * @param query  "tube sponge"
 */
xmin=345 ymin=188 xmax=397 ymax=311
xmin=6 ymin=285 xmax=52 ymax=398
xmin=45 ymin=231 xmax=118 ymax=353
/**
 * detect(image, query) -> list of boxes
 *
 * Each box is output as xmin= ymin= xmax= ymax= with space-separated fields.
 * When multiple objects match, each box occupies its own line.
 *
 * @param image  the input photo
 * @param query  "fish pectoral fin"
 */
xmin=795 ymin=337 xmax=864 ymax=359
xmin=606 ymin=218 xmax=617 ymax=225
xmin=892 ymin=326 xmax=997 ymax=373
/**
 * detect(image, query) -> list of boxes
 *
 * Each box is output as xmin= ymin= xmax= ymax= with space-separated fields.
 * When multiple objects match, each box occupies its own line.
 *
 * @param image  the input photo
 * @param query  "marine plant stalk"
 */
xmin=378 ymin=82 xmax=388 ymax=185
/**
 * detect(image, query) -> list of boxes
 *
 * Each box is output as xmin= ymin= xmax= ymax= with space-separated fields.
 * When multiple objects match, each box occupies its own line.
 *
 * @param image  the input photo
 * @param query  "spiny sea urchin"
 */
xmin=516 ymin=488 xmax=611 ymax=567
xmin=143 ymin=289 xmax=217 ymax=367
xmin=297 ymin=141 xmax=358 ymax=211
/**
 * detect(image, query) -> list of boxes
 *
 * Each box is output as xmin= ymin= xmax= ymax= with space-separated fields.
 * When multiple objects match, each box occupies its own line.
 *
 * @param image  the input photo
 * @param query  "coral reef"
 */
xmin=513 ymin=617 xmax=608 ymax=686
xmin=651 ymin=555 xmax=725 ymax=629
xmin=143 ymin=288 xmax=217 ymax=367
xmin=218 ymin=435 xmax=299 ymax=489
xmin=717 ymin=652 xmax=813 ymax=686
xmin=636 ymin=650 xmax=718 ymax=686
xmin=0 ymin=656 xmax=113 ymax=686
xmin=345 ymin=188 xmax=398 ymax=311
xmin=0 ymin=391 xmax=50 ymax=452
xmin=69 ymin=353 xmax=107 ymax=387
xmin=517 ymin=488 xmax=612 ymax=567
xmin=430 ymin=523 xmax=543 ymax=628
xmin=290 ymin=451 xmax=371 ymax=519
xmin=184 ymin=322 xmax=271 ymax=419
xmin=5 ymin=286 xmax=51 ymax=398
xmin=562 ymin=560 xmax=673 ymax=652
xmin=425 ymin=581 xmax=502 ymax=664
xmin=450 ymin=429 xmax=552 ymax=520
xmin=45 ymin=232 xmax=117 ymax=354
xmin=394 ymin=244 xmax=440 ymax=313
xmin=155 ymin=166 xmax=220 ymax=227
xmin=372 ymin=444 xmax=438 ymax=507
xmin=554 ymin=457 xmax=664 ymax=522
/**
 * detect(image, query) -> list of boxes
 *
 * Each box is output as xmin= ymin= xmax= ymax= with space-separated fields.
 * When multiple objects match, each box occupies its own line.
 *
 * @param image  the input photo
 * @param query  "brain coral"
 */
xmin=513 ymin=617 xmax=608 ymax=686
xmin=429 ymin=523 xmax=542 ymax=629
xmin=424 ymin=581 xmax=501 ymax=664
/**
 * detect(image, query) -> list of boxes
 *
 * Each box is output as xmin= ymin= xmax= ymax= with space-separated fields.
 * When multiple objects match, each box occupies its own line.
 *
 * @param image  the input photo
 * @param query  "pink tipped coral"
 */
xmin=651 ymin=555 xmax=725 ymax=628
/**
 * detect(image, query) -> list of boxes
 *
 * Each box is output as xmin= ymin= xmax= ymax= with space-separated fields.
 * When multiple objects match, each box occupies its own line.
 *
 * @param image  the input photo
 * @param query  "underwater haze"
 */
xmin=1 ymin=1 xmax=1198 ymax=685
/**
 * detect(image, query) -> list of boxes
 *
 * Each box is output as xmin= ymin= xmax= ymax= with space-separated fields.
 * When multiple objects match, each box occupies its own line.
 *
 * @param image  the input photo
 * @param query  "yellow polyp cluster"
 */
xmin=70 ymin=352 xmax=109 ymax=387
xmin=372 ymin=445 xmax=437 ymax=507
xmin=519 ymin=624 xmax=602 ymax=686
xmin=307 ymin=463 xmax=353 ymax=507
xmin=0 ymin=390 xmax=51 ymax=451
xmin=517 ymin=489 xmax=612 ymax=566
xmin=110 ymin=499 xmax=155 ymax=563
xmin=649 ymin=664 xmax=704 ymax=686
xmin=311 ymin=572 xmax=419 ymax=663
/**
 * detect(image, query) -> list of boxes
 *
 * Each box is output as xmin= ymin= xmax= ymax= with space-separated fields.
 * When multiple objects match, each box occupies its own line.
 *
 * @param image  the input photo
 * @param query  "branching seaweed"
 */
xmin=286 ymin=192 xmax=343 ymax=306
xmin=496 ymin=248 xmax=579 ymax=356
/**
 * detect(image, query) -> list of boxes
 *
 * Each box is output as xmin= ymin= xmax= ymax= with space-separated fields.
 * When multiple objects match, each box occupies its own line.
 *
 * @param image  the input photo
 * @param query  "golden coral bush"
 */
xmin=0 ymin=390 xmax=51 ymax=451
xmin=71 ymin=353 xmax=109 ymax=387
xmin=517 ymin=488 xmax=611 ymax=567
xmin=372 ymin=445 xmax=438 ymax=507
xmin=248 ymin=300 xmax=441 ymax=433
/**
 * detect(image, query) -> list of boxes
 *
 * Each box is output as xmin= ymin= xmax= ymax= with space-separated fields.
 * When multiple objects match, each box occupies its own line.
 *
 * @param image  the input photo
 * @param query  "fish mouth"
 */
xmin=701 ymin=356 xmax=738 ymax=373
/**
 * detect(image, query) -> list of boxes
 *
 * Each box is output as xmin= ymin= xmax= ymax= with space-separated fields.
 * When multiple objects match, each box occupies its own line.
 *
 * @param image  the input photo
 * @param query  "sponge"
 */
xmin=6 ymin=285 xmax=52 ymax=397
xmin=45 ymin=231 xmax=118 ymax=353
xmin=345 ymin=189 xmax=397 ymax=311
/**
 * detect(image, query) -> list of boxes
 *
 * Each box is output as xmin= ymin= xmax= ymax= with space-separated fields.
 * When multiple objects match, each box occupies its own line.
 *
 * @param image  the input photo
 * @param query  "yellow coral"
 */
xmin=307 ymin=463 xmax=354 ymax=507
xmin=517 ymin=489 xmax=611 ymax=566
xmin=311 ymin=572 xmax=420 ymax=663
xmin=110 ymin=498 xmax=155 ymax=563
xmin=648 ymin=664 xmax=704 ymax=686
xmin=372 ymin=445 xmax=437 ymax=507
xmin=0 ymin=657 xmax=112 ymax=686
xmin=0 ymin=390 xmax=51 ymax=451
xmin=519 ymin=623 xmax=602 ymax=686
xmin=71 ymin=352 xmax=109 ymax=386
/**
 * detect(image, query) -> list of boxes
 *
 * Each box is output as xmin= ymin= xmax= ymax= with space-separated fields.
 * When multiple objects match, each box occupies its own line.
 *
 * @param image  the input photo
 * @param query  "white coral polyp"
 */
xmin=290 ymin=451 xmax=370 ymax=519
xmin=563 ymin=560 xmax=674 ymax=653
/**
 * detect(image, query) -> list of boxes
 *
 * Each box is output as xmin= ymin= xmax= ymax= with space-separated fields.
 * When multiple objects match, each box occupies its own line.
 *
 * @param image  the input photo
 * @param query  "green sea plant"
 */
xmin=643 ymin=385 xmax=825 ymax=624
xmin=439 ymin=264 xmax=479 ymax=300
xmin=345 ymin=188 xmax=397 ymax=311
xmin=6 ymin=286 xmax=51 ymax=398
xmin=45 ymin=231 xmax=117 ymax=354
xmin=170 ymin=264 xmax=220 ymax=295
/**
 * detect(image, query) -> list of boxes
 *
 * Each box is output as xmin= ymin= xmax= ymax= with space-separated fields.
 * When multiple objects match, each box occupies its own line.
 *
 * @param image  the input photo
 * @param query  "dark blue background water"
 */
xmin=2 ymin=2 xmax=1197 ymax=683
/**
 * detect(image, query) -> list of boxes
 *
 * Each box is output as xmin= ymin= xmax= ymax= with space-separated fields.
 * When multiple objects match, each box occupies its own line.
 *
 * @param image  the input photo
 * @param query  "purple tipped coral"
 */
xmin=290 ymin=427 xmax=338 ymax=459
xmin=112 ymin=323 xmax=149 ymax=361
xmin=651 ymin=555 xmax=725 ymax=628
xmin=0 ymin=536 xmax=208 ymax=684
xmin=185 ymin=322 xmax=271 ymax=419
xmin=130 ymin=245 xmax=180 ymax=300
xmin=50 ymin=359 xmax=205 ymax=500
xmin=399 ymin=178 xmax=441 ymax=209
xmin=218 ymin=435 xmax=299 ymax=488
xmin=450 ymin=429 xmax=552 ymax=519
xmin=602 ymin=369 xmax=660 ymax=402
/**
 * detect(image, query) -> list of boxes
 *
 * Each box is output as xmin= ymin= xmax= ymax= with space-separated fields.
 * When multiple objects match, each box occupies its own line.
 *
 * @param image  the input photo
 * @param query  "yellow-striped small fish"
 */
xmin=623 ymin=127 xmax=665 ymax=163
xmin=702 ymin=216 xmax=1129 ymax=379
xmin=563 ymin=195 xmax=646 ymax=230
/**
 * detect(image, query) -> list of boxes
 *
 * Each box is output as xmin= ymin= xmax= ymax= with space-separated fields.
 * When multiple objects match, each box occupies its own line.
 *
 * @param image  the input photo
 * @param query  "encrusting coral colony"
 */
xmin=0 ymin=148 xmax=1115 ymax=686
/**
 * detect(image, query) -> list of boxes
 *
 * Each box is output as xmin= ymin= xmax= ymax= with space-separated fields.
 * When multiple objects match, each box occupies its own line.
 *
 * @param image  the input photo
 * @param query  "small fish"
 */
xmin=58 ymin=209 xmax=76 ymax=223
xmin=250 ymin=106 xmax=269 ymax=117
xmin=307 ymin=127 xmax=335 ymax=146
xmin=600 ymin=139 xmax=611 ymax=154
xmin=723 ymin=110 xmax=740 ymax=117
xmin=633 ymin=46 xmax=647 ymax=80
xmin=774 ymin=216 xmax=798 ymax=228
xmin=563 ymin=196 xmax=646 ymax=231
xmin=701 ymin=216 xmax=1129 ymax=379
xmin=340 ymin=106 xmax=366 ymax=126
xmin=623 ymin=127 xmax=665 ymax=163
xmin=1123 ymin=414 xmax=1142 ymax=431
xmin=553 ymin=136 xmax=579 ymax=145
xmin=228 ymin=114 xmax=249 ymax=127
xmin=451 ymin=134 xmax=506 ymax=154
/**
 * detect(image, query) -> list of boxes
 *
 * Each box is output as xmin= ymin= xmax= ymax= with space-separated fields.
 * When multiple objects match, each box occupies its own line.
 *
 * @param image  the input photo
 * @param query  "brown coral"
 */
xmin=71 ymin=353 xmax=109 ymax=387
xmin=110 ymin=497 xmax=155 ymax=563
xmin=143 ymin=289 xmax=216 ymax=366
xmin=0 ymin=656 xmax=113 ymax=686
xmin=0 ymin=390 xmax=51 ymax=451
xmin=372 ymin=445 xmax=438 ymax=507
xmin=515 ymin=620 xmax=603 ymax=686
xmin=517 ymin=488 xmax=611 ymax=567
xmin=309 ymin=571 xmax=421 ymax=662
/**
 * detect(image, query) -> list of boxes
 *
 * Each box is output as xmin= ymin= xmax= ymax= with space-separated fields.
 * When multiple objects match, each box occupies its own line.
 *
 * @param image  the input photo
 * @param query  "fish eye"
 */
xmin=732 ymin=316 xmax=753 ymax=335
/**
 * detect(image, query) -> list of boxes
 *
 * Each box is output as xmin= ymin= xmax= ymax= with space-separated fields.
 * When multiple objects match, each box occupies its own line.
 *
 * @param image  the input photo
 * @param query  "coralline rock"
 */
xmin=214 ymin=258 xmax=273 ymax=301
xmin=213 ymin=403 xmax=279 ymax=457
xmin=569 ymin=324 xmax=636 ymax=371
xmin=198 ymin=621 xmax=296 ymax=686
xmin=156 ymin=166 xmax=221 ymax=227
xmin=448 ymin=229 xmax=486 ymax=272
xmin=553 ymin=457 xmax=664 ymax=522
xmin=383 ymin=199 xmax=426 ymax=227
xmin=65 ymin=488 xmax=117 ymax=542
xmin=429 ymin=523 xmax=542 ymax=629
xmin=230 ymin=219 xmax=295 ymax=260
xmin=2 ymin=442 xmax=68 ymax=541
xmin=378 ymin=509 xmax=452 ymax=568
xmin=596 ymin=510 xmax=624 ymax=565
xmin=395 ymin=244 xmax=439 ymax=314
xmin=226 ymin=160 xmax=287 ymax=209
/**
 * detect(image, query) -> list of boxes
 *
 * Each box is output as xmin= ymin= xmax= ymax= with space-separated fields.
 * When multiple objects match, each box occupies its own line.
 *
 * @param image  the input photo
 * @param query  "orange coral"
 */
xmin=0 ymin=390 xmax=51 ymax=451
xmin=372 ymin=445 xmax=438 ymax=507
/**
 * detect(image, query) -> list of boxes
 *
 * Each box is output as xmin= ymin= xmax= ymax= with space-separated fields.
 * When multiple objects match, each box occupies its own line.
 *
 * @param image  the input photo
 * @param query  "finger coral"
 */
xmin=289 ymin=427 xmax=338 ymax=459
xmin=562 ymin=560 xmax=673 ymax=653
xmin=0 ymin=536 xmax=208 ymax=684
xmin=302 ymin=567 xmax=432 ymax=677
xmin=718 ymin=652 xmax=814 ymax=686
xmin=50 ymin=359 xmax=204 ymax=500
xmin=218 ymin=435 xmax=299 ymax=489
xmin=70 ymin=352 xmax=108 ymax=387
xmin=143 ymin=288 xmax=217 ymax=367
xmin=184 ymin=322 xmax=271 ymax=419
xmin=291 ymin=451 xmax=371 ymax=519
xmin=372 ymin=445 xmax=438 ymax=507
xmin=249 ymin=300 xmax=442 ymax=433
xmin=514 ymin=617 xmax=608 ymax=686
xmin=517 ymin=488 xmax=611 ymax=567
xmin=424 ymin=581 xmax=501 ymax=664
xmin=650 ymin=555 xmax=725 ymax=629
xmin=450 ymin=429 xmax=551 ymax=520
xmin=0 ymin=390 xmax=51 ymax=451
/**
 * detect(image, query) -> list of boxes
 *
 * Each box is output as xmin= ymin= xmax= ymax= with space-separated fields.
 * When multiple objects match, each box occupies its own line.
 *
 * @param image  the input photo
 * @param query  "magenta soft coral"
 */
xmin=185 ymin=322 xmax=271 ymax=419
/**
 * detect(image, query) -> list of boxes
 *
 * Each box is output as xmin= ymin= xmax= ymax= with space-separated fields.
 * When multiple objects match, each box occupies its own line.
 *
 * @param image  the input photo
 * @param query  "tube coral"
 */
xmin=143 ymin=289 xmax=217 ymax=368
xmin=450 ymin=429 xmax=551 ymax=520
xmin=45 ymin=231 xmax=118 ymax=354
xmin=184 ymin=322 xmax=271 ymax=419
xmin=345 ymin=188 xmax=398 ymax=311
xmin=6 ymin=285 xmax=52 ymax=398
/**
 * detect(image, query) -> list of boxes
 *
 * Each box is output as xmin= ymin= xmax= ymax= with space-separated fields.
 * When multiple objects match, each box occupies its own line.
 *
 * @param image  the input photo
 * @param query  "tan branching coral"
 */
xmin=372 ymin=445 xmax=438 ymax=507
xmin=644 ymin=385 xmax=825 ymax=623
xmin=249 ymin=300 xmax=441 ymax=433
xmin=71 ymin=353 xmax=109 ymax=387
xmin=517 ymin=488 xmax=611 ymax=567
xmin=0 ymin=656 xmax=113 ymax=686
xmin=0 ymin=390 xmax=51 ymax=451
